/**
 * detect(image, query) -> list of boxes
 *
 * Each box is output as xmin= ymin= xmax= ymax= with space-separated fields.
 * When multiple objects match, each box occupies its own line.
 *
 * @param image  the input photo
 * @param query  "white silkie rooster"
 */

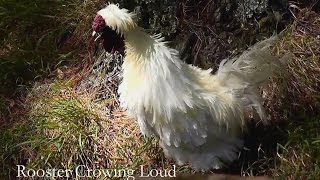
xmin=92 ymin=3 xmax=288 ymax=170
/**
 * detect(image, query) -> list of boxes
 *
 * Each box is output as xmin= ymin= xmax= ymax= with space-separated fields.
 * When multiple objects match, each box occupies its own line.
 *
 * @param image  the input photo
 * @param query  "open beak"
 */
xmin=92 ymin=31 xmax=102 ymax=41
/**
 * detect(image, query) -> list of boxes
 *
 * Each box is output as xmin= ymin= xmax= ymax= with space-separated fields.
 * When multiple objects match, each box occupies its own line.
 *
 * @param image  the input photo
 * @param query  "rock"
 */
xmin=236 ymin=0 xmax=268 ymax=22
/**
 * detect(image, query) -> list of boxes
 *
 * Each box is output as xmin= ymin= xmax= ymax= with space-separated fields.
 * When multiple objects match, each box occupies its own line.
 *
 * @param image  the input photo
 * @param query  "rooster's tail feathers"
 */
xmin=216 ymin=36 xmax=290 ymax=122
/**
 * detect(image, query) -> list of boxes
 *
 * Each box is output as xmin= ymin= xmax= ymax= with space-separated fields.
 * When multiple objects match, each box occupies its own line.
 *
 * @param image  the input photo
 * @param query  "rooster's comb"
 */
xmin=92 ymin=15 xmax=106 ymax=32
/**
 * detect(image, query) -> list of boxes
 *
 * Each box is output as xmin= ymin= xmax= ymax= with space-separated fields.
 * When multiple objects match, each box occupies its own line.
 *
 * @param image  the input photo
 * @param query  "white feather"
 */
xmin=98 ymin=4 xmax=289 ymax=170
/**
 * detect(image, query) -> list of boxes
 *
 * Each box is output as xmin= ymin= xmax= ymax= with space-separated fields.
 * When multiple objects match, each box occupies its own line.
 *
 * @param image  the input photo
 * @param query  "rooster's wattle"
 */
xmin=92 ymin=4 xmax=288 ymax=170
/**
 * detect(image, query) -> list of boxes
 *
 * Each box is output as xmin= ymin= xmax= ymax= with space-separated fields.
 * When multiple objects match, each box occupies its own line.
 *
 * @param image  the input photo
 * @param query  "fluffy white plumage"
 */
xmin=97 ymin=4 xmax=288 ymax=170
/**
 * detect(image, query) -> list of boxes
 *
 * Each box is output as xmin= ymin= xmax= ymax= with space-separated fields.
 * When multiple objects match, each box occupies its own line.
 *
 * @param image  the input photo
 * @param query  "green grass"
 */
xmin=272 ymin=116 xmax=320 ymax=179
xmin=0 ymin=81 xmax=165 ymax=178
xmin=26 ymin=82 xmax=103 ymax=170
xmin=0 ymin=0 xmax=64 ymax=86
xmin=0 ymin=0 xmax=103 ymax=176
xmin=0 ymin=0 xmax=100 ymax=89
xmin=0 ymin=122 xmax=29 ymax=178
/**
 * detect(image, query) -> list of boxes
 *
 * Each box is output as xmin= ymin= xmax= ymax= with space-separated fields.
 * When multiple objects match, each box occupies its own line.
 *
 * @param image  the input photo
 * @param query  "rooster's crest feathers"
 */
xmin=97 ymin=4 xmax=136 ymax=34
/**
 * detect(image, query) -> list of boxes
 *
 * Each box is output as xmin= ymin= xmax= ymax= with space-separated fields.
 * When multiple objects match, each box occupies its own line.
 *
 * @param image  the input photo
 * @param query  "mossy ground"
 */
xmin=0 ymin=0 xmax=319 ymax=179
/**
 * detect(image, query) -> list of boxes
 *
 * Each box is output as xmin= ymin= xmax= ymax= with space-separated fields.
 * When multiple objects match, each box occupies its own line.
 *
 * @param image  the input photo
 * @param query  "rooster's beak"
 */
xmin=92 ymin=31 xmax=102 ymax=41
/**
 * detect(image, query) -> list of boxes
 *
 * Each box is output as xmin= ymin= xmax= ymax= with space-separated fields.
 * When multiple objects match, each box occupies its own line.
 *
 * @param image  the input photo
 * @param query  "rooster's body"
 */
xmin=93 ymin=4 xmax=287 ymax=170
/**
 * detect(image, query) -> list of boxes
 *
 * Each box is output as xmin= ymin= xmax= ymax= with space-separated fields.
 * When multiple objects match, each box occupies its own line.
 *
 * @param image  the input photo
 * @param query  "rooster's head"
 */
xmin=92 ymin=4 xmax=136 ymax=53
